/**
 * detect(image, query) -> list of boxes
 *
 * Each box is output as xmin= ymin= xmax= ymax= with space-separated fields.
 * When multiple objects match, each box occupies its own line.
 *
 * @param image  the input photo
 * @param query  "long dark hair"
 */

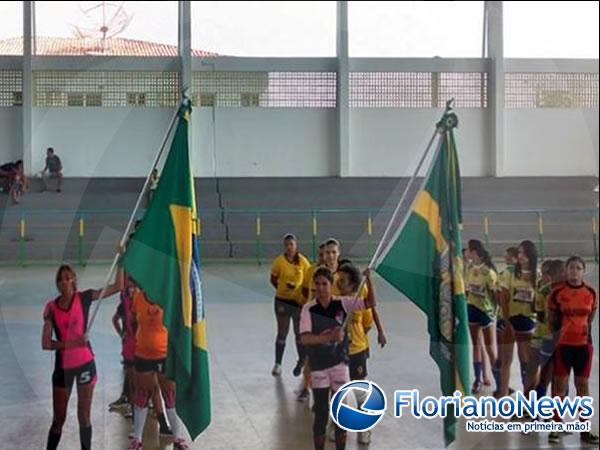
xmin=516 ymin=240 xmax=538 ymax=287
xmin=468 ymin=239 xmax=496 ymax=272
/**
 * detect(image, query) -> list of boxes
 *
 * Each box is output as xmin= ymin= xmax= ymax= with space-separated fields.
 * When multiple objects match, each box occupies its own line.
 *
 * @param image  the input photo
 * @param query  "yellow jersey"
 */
xmin=500 ymin=271 xmax=538 ymax=320
xmin=271 ymin=253 xmax=311 ymax=303
xmin=465 ymin=264 xmax=498 ymax=319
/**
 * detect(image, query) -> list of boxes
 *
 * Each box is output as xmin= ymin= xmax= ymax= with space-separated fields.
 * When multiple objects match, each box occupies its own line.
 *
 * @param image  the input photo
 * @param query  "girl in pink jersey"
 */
xmin=42 ymin=264 xmax=123 ymax=450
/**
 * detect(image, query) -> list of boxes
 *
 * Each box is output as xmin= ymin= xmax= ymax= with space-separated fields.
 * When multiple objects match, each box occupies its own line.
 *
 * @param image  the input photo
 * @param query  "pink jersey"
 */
xmin=44 ymin=290 xmax=95 ymax=370
xmin=117 ymin=291 xmax=136 ymax=362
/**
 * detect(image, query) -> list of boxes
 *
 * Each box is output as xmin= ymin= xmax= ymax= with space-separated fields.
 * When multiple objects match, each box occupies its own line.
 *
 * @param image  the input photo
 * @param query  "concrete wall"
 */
xmin=504 ymin=109 xmax=599 ymax=176
xmin=350 ymin=108 xmax=489 ymax=177
xmin=9 ymin=106 xmax=599 ymax=178
xmin=0 ymin=108 xmax=22 ymax=164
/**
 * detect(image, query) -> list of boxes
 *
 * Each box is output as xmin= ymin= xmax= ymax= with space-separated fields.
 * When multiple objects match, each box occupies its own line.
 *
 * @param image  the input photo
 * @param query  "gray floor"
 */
xmin=0 ymin=264 xmax=598 ymax=450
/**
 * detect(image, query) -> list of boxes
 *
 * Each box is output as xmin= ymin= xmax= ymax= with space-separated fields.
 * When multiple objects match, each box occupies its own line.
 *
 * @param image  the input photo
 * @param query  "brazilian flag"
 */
xmin=122 ymin=102 xmax=211 ymax=439
xmin=374 ymin=112 xmax=470 ymax=447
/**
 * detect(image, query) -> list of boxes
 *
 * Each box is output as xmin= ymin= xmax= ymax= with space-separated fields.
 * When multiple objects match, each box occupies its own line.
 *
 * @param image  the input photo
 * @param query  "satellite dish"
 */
xmin=71 ymin=2 xmax=133 ymax=53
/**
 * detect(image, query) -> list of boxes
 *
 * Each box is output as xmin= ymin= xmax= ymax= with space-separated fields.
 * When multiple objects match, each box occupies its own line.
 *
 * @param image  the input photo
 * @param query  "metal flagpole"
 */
xmin=86 ymin=100 xmax=184 ymax=332
xmin=368 ymin=99 xmax=455 ymax=271
xmin=336 ymin=100 xmax=455 ymax=332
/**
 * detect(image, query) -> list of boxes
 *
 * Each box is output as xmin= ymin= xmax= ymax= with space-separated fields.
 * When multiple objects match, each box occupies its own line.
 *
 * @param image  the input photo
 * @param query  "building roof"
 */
xmin=0 ymin=36 xmax=218 ymax=57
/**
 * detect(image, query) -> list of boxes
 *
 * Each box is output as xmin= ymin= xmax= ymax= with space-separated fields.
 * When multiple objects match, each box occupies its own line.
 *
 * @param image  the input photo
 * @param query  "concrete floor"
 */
xmin=0 ymin=263 xmax=598 ymax=450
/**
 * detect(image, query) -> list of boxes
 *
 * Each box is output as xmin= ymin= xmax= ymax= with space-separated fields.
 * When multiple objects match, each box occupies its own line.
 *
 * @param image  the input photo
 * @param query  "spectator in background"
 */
xmin=148 ymin=168 xmax=159 ymax=205
xmin=0 ymin=160 xmax=28 ymax=204
xmin=41 ymin=147 xmax=63 ymax=193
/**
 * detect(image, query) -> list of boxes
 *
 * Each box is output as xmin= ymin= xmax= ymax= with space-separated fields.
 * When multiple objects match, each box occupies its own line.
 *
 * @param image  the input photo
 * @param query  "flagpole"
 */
xmin=338 ymin=100 xmax=455 ymax=332
xmin=368 ymin=99 xmax=455 ymax=271
xmin=86 ymin=100 xmax=185 ymax=332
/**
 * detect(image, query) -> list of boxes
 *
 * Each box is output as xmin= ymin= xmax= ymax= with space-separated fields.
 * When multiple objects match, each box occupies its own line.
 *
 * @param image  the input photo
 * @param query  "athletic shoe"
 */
xmin=581 ymin=431 xmax=600 ymax=445
xmin=271 ymin=364 xmax=282 ymax=377
xmin=292 ymin=360 xmax=304 ymax=377
xmin=109 ymin=395 xmax=129 ymax=409
xmin=126 ymin=438 xmax=142 ymax=450
xmin=173 ymin=438 xmax=190 ymax=449
xmin=358 ymin=430 xmax=372 ymax=445
xmin=548 ymin=432 xmax=560 ymax=444
xmin=471 ymin=381 xmax=482 ymax=395
xmin=297 ymin=388 xmax=310 ymax=402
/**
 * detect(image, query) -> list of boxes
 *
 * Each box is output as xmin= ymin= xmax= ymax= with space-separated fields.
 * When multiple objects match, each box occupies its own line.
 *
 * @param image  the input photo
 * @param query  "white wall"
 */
xmin=10 ymin=106 xmax=599 ymax=178
xmin=350 ymin=108 xmax=490 ymax=177
xmin=0 ymin=109 xmax=22 ymax=163
xmin=193 ymin=108 xmax=336 ymax=177
xmin=32 ymin=108 xmax=174 ymax=177
xmin=504 ymin=109 xmax=599 ymax=176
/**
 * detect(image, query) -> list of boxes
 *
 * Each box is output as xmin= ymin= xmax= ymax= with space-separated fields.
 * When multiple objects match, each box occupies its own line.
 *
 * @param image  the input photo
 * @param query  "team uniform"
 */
xmin=44 ymin=290 xmax=97 ymax=390
xmin=466 ymin=264 xmax=498 ymax=328
xmin=549 ymin=282 xmax=596 ymax=379
xmin=501 ymin=272 xmax=539 ymax=334
xmin=496 ymin=265 xmax=515 ymax=332
xmin=132 ymin=290 xmax=168 ymax=372
xmin=272 ymin=253 xmax=312 ymax=314
xmin=346 ymin=285 xmax=371 ymax=380
xmin=300 ymin=295 xmax=366 ymax=390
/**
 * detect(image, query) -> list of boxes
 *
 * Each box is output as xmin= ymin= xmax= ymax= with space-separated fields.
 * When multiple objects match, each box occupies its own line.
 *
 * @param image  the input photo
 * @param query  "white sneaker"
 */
xmin=358 ymin=430 xmax=372 ymax=445
xmin=271 ymin=364 xmax=281 ymax=377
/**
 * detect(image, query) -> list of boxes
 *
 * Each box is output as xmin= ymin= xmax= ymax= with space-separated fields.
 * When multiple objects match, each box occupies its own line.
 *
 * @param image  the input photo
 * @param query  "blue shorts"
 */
xmin=509 ymin=315 xmax=536 ymax=334
xmin=468 ymin=304 xmax=493 ymax=328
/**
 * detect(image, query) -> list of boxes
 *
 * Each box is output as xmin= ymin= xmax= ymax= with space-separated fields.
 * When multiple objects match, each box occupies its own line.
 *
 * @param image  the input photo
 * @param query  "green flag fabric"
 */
xmin=374 ymin=112 xmax=470 ymax=447
xmin=122 ymin=102 xmax=211 ymax=439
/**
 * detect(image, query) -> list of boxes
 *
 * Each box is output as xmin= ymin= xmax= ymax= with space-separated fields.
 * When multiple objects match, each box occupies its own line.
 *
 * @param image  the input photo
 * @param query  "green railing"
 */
xmin=1 ymin=207 xmax=598 ymax=267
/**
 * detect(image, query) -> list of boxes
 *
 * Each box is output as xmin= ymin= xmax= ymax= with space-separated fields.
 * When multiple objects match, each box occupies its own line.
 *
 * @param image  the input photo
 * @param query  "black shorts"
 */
xmin=274 ymin=297 xmax=300 ymax=319
xmin=52 ymin=360 xmax=97 ymax=390
xmin=554 ymin=343 xmax=593 ymax=378
xmin=509 ymin=315 xmax=536 ymax=333
xmin=467 ymin=304 xmax=493 ymax=328
xmin=134 ymin=357 xmax=166 ymax=374
xmin=349 ymin=350 xmax=369 ymax=380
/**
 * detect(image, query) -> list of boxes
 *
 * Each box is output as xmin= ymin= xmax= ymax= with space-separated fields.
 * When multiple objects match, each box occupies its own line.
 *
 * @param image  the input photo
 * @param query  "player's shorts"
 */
xmin=468 ymin=304 xmax=493 ymax=328
xmin=311 ymin=362 xmax=349 ymax=392
xmin=349 ymin=350 xmax=369 ymax=380
xmin=52 ymin=360 xmax=97 ymax=390
xmin=509 ymin=315 xmax=536 ymax=334
xmin=274 ymin=297 xmax=300 ymax=319
xmin=554 ymin=343 xmax=593 ymax=378
xmin=134 ymin=357 xmax=166 ymax=374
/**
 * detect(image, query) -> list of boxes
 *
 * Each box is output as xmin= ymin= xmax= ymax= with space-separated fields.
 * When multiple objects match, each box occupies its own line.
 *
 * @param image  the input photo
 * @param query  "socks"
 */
xmin=474 ymin=361 xmax=483 ymax=383
xmin=79 ymin=425 xmax=92 ymax=450
xmin=354 ymin=389 xmax=368 ymax=409
xmin=536 ymin=384 xmax=547 ymax=398
xmin=166 ymin=408 xmax=183 ymax=440
xmin=46 ymin=430 xmax=62 ymax=450
xmin=492 ymin=365 xmax=501 ymax=391
xmin=132 ymin=406 xmax=149 ymax=440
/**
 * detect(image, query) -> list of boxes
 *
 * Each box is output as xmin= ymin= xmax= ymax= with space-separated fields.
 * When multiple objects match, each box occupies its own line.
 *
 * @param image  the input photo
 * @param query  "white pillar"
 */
xmin=336 ymin=1 xmax=350 ymax=177
xmin=22 ymin=1 xmax=33 ymax=174
xmin=486 ymin=1 xmax=505 ymax=176
xmin=178 ymin=0 xmax=192 ymax=97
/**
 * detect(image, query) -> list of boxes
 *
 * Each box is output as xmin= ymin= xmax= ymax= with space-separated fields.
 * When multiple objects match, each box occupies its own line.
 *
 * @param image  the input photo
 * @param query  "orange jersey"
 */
xmin=549 ymin=282 xmax=597 ymax=346
xmin=132 ymin=291 xmax=168 ymax=359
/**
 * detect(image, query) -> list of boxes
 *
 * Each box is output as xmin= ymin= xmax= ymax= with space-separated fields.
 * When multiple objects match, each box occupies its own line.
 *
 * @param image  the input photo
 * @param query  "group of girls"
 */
xmin=464 ymin=239 xmax=598 ymax=445
xmin=270 ymin=234 xmax=386 ymax=449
